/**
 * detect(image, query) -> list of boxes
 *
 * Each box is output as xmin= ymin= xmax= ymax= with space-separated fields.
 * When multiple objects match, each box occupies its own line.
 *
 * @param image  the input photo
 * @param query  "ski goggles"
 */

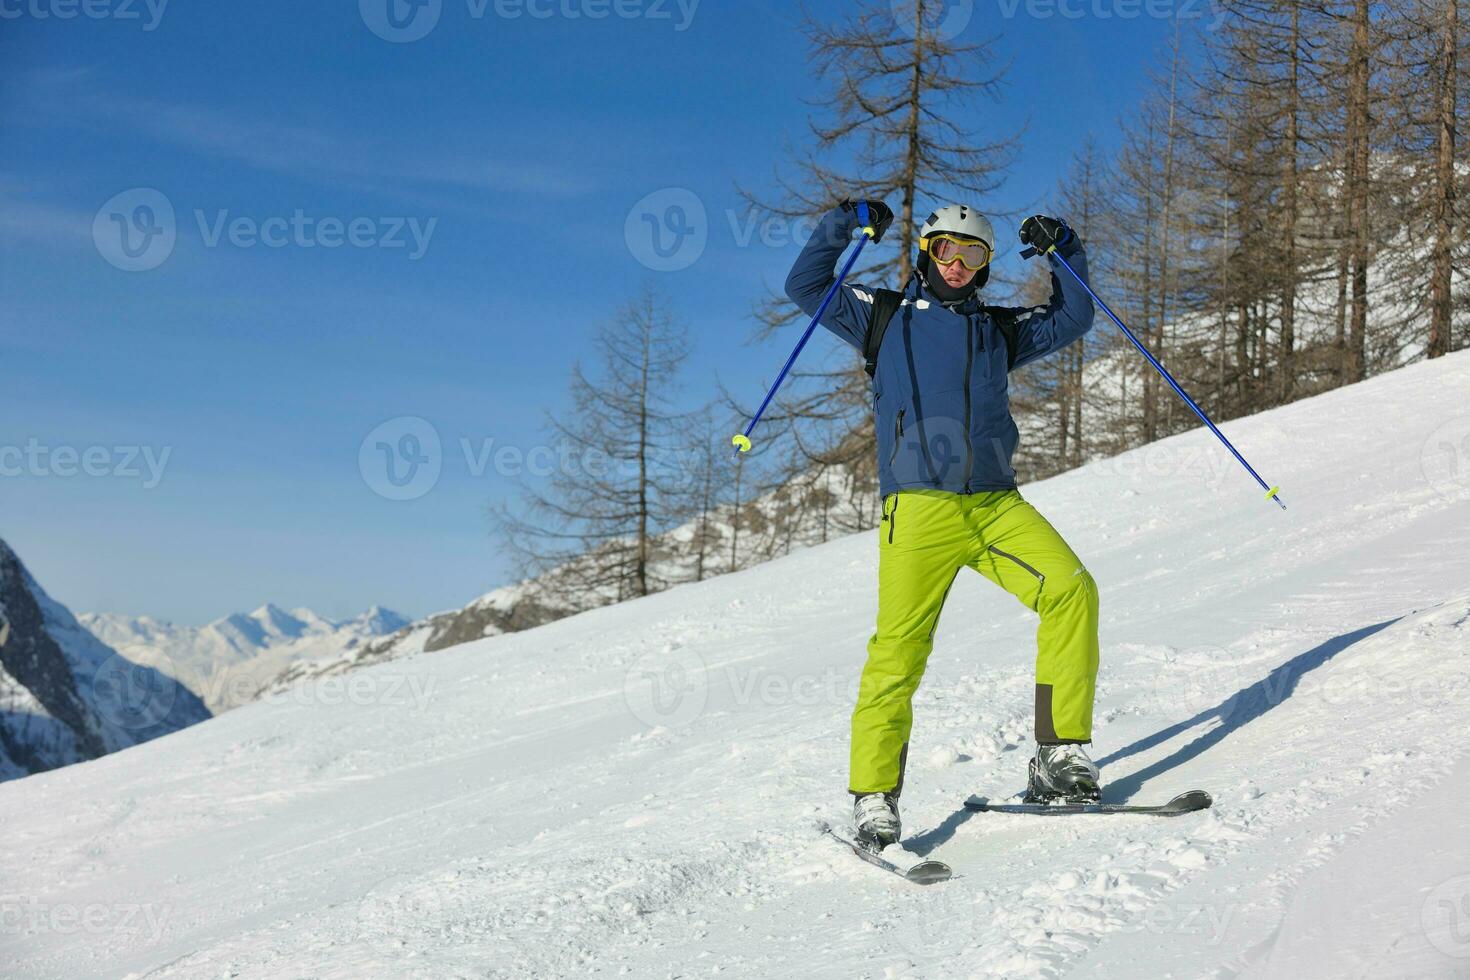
xmin=922 ymin=234 xmax=992 ymax=271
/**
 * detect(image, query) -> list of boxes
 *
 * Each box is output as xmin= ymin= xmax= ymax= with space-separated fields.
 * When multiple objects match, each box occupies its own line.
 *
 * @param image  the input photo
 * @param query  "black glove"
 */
xmin=841 ymin=199 xmax=894 ymax=243
xmin=1019 ymin=214 xmax=1078 ymax=256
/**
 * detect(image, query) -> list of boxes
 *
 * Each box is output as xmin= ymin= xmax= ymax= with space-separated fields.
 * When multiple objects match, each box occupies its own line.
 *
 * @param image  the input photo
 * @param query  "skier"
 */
xmin=785 ymin=200 xmax=1102 ymax=848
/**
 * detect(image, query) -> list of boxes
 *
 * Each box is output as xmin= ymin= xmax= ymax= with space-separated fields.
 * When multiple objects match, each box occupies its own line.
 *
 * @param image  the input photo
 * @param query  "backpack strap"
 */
xmin=863 ymin=288 xmax=906 ymax=378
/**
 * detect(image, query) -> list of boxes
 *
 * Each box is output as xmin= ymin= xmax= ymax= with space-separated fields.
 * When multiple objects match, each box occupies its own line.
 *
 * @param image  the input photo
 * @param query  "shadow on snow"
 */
xmin=904 ymin=616 xmax=1400 ymax=856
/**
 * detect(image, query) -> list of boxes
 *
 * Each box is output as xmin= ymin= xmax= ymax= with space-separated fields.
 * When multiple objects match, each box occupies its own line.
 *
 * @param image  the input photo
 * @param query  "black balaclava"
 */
xmin=917 ymin=249 xmax=989 ymax=308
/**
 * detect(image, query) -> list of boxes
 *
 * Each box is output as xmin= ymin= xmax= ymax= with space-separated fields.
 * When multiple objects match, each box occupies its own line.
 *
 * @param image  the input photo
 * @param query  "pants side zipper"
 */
xmin=988 ymin=544 xmax=1044 ymax=585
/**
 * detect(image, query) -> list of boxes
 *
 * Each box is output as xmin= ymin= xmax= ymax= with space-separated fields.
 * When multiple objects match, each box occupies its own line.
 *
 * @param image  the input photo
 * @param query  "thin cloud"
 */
xmin=8 ymin=73 xmax=597 ymax=200
xmin=0 ymin=193 xmax=93 ymax=247
xmin=113 ymin=93 xmax=598 ymax=197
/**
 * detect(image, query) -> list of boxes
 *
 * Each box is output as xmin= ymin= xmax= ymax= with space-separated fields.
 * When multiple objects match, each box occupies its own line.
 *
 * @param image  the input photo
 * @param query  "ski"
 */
xmin=963 ymin=789 xmax=1212 ymax=817
xmin=822 ymin=828 xmax=953 ymax=885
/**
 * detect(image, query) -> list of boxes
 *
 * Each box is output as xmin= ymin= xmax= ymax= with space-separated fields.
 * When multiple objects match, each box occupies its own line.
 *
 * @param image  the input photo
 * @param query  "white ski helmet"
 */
xmin=919 ymin=204 xmax=994 ymax=252
xmin=917 ymin=204 xmax=995 ymax=303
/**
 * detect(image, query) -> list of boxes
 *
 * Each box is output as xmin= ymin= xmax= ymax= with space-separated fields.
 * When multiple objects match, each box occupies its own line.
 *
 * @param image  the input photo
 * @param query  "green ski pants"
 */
xmin=850 ymin=489 xmax=1100 ymax=796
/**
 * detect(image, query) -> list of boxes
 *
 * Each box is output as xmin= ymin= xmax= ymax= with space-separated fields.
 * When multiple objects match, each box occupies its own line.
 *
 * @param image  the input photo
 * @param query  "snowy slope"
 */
xmin=4 ymin=351 xmax=1470 ymax=979
xmin=260 ymin=466 xmax=875 ymax=691
xmin=80 ymin=604 xmax=409 ymax=713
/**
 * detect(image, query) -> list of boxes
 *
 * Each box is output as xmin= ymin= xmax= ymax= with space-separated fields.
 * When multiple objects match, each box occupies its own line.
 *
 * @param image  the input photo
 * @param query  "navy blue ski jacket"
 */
xmin=784 ymin=206 xmax=1097 ymax=498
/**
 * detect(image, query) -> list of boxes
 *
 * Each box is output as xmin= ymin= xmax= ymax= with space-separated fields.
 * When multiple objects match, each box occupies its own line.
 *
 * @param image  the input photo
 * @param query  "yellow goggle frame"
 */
xmin=921 ymin=233 xmax=993 ymax=271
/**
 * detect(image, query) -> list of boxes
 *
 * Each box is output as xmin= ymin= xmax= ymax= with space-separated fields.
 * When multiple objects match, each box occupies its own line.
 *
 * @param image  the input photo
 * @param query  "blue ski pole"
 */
xmin=1024 ymin=242 xmax=1285 ymax=510
xmin=731 ymin=212 xmax=877 ymax=455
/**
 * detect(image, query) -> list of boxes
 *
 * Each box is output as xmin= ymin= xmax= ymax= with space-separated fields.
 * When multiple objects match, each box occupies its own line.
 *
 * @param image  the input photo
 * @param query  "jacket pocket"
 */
xmin=988 ymin=545 xmax=1044 ymax=585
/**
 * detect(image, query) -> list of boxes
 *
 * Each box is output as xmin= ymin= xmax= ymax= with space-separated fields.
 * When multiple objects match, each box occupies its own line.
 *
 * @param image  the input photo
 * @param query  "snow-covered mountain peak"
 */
xmin=349 ymin=604 xmax=411 ymax=634
xmin=246 ymin=603 xmax=310 ymax=639
xmin=80 ymin=602 xmax=412 ymax=713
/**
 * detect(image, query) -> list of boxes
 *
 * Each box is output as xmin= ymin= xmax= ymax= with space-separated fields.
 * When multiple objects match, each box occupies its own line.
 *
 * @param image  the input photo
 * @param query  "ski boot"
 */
xmin=852 ymin=792 xmax=901 ymax=850
xmin=1025 ymin=743 xmax=1102 ymax=803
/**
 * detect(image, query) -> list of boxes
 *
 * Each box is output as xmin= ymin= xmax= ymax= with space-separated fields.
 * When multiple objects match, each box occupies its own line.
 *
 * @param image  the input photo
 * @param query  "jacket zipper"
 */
xmin=888 ymin=408 xmax=906 ymax=467
xmin=962 ymin=313 xmax=975 ymax=492
xmin=988 ymin=545 xmax=1045 ymax=585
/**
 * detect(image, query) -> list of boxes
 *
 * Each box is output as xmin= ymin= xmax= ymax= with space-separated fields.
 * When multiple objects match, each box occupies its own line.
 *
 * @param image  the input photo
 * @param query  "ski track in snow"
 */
xmin=4 ymin=353 xmax=1470 ymax=979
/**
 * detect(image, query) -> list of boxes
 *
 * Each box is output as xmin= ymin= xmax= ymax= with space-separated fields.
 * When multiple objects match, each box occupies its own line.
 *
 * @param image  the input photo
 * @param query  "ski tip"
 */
xmin=905 ymin=860 xmax=953 ymax=885
xmin=1166 ymin=789 xmax=1214 ymax=812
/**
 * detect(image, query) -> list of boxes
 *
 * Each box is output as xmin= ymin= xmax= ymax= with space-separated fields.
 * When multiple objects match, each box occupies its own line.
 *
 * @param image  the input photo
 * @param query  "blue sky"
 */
xmin=1 ymin=0 xmax=1201 ymax=625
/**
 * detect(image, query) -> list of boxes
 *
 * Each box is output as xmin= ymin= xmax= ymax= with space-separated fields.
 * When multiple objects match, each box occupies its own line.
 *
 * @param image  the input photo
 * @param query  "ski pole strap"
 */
xmin=1028 ymin=248 xmax=1287 ymax=511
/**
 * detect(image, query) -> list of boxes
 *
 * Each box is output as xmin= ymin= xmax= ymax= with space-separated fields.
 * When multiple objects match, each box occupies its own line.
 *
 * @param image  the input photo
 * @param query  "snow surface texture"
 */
xmin=80 ymin=605 xmax=410 ymax=713
xmin=4 ymin=351 xmax=1470 ymax=979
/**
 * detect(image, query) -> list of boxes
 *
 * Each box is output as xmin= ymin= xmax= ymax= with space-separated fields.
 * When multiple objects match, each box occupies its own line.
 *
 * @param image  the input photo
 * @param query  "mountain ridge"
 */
xmin=0 ymin=538 xmax=210 ymax=781
xmin=80 ymin=603 xmax=410 ymax=713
